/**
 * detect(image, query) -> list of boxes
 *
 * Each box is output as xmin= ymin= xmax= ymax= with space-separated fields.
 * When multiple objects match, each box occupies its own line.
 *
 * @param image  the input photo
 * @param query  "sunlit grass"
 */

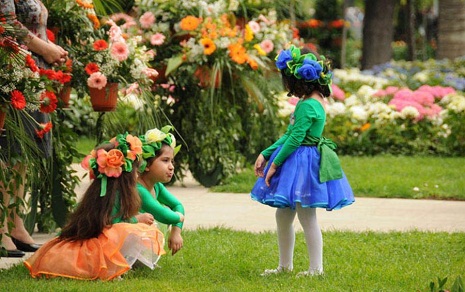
xmin=0 ymin=228 xmax=463 ymax=291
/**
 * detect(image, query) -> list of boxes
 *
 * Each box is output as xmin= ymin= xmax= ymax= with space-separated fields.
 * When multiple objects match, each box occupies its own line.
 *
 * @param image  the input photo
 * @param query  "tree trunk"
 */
xmin=361 ymin=0 xmax=395 ymax=70
xmin=406 ymin=0 xmax=416 ymax=61
xmin=437 ymin=0 xmax=465 ymax=60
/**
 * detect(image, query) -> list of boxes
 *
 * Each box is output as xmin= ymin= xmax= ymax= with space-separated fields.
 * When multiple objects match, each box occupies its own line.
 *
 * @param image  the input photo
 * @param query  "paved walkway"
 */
xmin=2 ymin=165 xmax=465 ymax=269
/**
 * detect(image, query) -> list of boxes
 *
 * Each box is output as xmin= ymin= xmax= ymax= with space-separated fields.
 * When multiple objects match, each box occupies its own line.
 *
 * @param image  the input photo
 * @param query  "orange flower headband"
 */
xmin=81 ymin=133 xmax=143 ymax=196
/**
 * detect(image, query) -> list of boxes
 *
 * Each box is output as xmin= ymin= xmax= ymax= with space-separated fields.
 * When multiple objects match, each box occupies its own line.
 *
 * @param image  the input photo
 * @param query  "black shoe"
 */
xmin=11 ymin=237 xmax=42 ymax=252
xmin=5 ymin=249 xmax=25 ymax=258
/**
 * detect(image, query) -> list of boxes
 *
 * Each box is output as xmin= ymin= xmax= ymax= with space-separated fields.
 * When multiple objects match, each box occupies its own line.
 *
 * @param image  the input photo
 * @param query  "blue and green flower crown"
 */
xmin=275 ymin=45 xmax=333 ymax=93
xmin=138 ymin=125 xmax=181 ymax=171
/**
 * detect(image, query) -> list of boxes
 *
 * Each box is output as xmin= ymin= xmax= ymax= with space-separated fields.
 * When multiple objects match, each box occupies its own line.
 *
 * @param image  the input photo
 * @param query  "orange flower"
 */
xmin=126 ymin=134 xmax=143 ymax=159
xmin=329 ymin=19 xmax=345 ymax=29
xmin=76 ymin=0 xmax=94 ymax=9
xmin=360 ymin=123 xmax=371 ymax=132
xmin=228 ymin=43 xmax=247 ymax=64
xmin=96 ymin=149 xmax=125 ymax=178
xmin=200 ymin=38 xmax=216 ymax=55
xmin=308 ymin=19 xmax=322 ymax=28
xmin=87 ymin=13 xmax=100 ymax=29
xmin=247 ymin=57 xmax=258 ymax=70
xmin=180 ymin=16 xmax=202 ymax=31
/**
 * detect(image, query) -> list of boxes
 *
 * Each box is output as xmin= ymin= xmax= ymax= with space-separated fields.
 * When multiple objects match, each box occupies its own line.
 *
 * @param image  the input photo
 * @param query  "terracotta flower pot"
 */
xmin=194 ymin=66 xmax=221 ymax=88
xmin=58 ymin=85 xmax=72 ymax=108
xmin=88 ymin=83 xmax=119 ymax=112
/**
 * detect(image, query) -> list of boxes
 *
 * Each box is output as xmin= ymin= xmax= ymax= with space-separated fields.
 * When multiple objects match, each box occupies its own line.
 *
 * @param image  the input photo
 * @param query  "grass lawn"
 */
xmin=211 ymin=155 xmax=465 ymax=200
xmin=0 ymin=228 xmax=463 ymax=291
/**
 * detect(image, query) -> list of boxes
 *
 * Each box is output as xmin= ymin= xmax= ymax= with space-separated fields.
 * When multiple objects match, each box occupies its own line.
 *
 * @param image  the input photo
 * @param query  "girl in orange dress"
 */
xmin=24 ymin=133 xmax=165 ymax=280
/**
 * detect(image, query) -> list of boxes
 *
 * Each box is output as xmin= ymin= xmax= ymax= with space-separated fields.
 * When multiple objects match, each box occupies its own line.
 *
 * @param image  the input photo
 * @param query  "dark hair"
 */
xmin=281 ymin=48 xmax=332 ymax=98
xmin=143 ymin=143 xmax=171 ymax=169
xmin=59 ymin=143 xmax=141 ymax=241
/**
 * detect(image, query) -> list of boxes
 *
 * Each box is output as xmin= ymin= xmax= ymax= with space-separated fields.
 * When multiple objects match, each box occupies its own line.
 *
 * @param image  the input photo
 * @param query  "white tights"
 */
xmin=275 ymin=204 xmax=323 ymax=273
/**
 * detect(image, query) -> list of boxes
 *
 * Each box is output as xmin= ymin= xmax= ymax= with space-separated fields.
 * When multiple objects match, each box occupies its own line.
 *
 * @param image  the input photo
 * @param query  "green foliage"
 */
xmin=430 ymin=276 xmax=464 ymax=292
xmin=0 ymin=229 xmax=464 ymax=291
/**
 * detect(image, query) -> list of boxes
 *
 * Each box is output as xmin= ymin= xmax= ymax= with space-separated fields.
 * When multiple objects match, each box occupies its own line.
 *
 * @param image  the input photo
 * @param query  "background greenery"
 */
xmin=211 ymin=155 xmax=465 ymax=201
xmin=0 ymin=228 xmax=464 ymax=291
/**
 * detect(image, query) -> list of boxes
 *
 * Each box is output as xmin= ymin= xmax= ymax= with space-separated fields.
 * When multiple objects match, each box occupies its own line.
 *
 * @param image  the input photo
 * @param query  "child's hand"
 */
xmin=254 ymin=154 xmax=267 ymax=177
xmin=168 ymin=227 xmax=183 ymax=255
xmin=265 ymin=163 xmax=278 ymax=187
xmin=135 ymin=213 xmax=155 ymax=225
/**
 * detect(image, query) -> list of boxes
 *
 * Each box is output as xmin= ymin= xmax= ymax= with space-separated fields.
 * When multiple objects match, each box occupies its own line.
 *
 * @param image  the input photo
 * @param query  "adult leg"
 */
xmin=296 ymin=204 xmax=323 ymax=276
xmin=262 ymin=207 xmax=296 ymax=275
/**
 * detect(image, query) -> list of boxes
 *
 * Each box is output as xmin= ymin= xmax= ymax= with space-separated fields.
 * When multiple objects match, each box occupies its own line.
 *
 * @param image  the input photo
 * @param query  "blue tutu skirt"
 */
xmin=251 ymin=146 xmax=354 ymax=211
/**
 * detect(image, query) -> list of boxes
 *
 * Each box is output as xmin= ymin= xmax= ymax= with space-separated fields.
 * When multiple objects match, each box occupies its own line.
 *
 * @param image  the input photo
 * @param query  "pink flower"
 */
xmin=110 ymin=41 xmax=129 ymax=61
xmin=260 ymin=39 xmax=274 ymax=54
xmin=288 ymin=97 xmax=299 ymax=106
xmin=142 ymin=68 xmax=159 ymax=78
xmin=126 ymin=82 xmax=139 ymax=94
xmin=331 ymin=84 xmax=345 ymax=101
xmin=139 ymin=11 xmax=155 ymax=29
xmin=247 ymin=20 xmax=261 ymax=33
xmin=87 ymin=72 xmax=108 ymax=89
xmin=150 ymin=33 xmax=166 ymax=46
xmin=107 ymin=21 xmax=124 ymax=42
xmin=258 ymin=14 xmax=271 ymax=25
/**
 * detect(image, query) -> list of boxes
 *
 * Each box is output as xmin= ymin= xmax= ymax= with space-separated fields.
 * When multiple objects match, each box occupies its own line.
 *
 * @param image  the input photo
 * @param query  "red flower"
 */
xmin=39 ymin=68 xmax=58 ymax=81
xmin=36 ymin=122 xmax=53 ymax=139
xmin=39 ymin=91 xmax=58 ymax=113
xmin=25 ymin=55 xmax=39 ymax=72
xmin=46 ymin=29 xmax=56 ymax=43
xmin=93 ymin=39 xmax=108 ymax=51
xmin=85 ymin=62 xmax=100 ymax=75
xmin=10 ymin=90 xmax=26 ymax=110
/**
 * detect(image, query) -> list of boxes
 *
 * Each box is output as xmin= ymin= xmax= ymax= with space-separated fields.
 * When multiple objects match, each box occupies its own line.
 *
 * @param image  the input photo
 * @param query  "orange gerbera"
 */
xmin=200 ymin=38 xmax=216 ymax=55
xmin=228 ymin=43 xmax=247 ymax=64
xmin=180 ymin=16 xmax=202 ymax=31
xmin=87 ymin=13 xmax=100 ymax=29
xmin=76 ymin=0 xmax=94 ymax=9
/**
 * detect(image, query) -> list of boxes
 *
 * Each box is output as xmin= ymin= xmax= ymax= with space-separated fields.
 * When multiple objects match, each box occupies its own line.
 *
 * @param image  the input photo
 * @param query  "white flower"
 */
xmin=145 ymin=128 xmax=167 ymax=143
xmin=400 ymin=106 xmax=420 ymax=119
xmin=413 ymin=187 xmax=420 ymax=192
xmin=168 ymin=133 xmax=177 ymax=148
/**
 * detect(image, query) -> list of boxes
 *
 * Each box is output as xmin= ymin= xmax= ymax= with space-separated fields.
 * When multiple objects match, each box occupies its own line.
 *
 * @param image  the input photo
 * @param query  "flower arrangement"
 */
xmin=127 ymin=1 xmax=294 ymax=87
xmin=71 ymin=18 xmax=157 ymax=97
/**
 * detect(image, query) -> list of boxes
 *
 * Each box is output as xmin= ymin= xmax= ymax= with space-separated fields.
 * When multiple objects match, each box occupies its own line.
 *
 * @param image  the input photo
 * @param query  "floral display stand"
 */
xmin=88 ymin=83 xmax=118 ymax=112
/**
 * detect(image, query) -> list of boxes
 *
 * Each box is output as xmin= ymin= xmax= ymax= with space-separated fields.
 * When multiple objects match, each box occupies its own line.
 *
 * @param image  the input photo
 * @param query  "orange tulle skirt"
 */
xmin=24 ymin=223 xmax=165 ymax=281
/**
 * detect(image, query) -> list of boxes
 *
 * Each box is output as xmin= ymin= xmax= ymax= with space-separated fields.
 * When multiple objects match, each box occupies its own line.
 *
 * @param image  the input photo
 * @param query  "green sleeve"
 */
xmin=272 ymin=102 xmax=316 ymax=166
xmin=138 ymin=183 xmax=184 ymax=229
xmin=261 ymin=125 xmax=291 ymax=159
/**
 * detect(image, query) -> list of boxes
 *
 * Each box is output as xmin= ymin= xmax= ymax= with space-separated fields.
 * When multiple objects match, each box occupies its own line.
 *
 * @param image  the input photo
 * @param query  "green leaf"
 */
xmin=165 ymin=55 xmax=184 ymax=76
xmin=451 ymin=276 xmax=464 ymax=292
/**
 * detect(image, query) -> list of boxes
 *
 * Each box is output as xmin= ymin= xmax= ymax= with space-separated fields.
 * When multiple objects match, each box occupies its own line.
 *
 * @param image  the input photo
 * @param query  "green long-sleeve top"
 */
xmin=261 ymin=98 xmax=326 ymax=165
xmin=110 ymin=192 xmax=138 ymax=224
xmin=137 ymin=182 xmax=185 ymax=229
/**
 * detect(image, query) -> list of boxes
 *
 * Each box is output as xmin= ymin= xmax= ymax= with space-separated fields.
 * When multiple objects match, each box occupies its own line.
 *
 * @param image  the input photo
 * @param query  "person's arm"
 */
xmin=138 ymin=183 xmax=184 ymax=229
xmin=0 ymin=0 xmax=67 ymax=65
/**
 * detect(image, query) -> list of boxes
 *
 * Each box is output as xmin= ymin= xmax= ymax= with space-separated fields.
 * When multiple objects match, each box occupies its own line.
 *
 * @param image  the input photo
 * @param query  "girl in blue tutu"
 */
xmin=251 ymin=45 xmax=354 ymax=277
